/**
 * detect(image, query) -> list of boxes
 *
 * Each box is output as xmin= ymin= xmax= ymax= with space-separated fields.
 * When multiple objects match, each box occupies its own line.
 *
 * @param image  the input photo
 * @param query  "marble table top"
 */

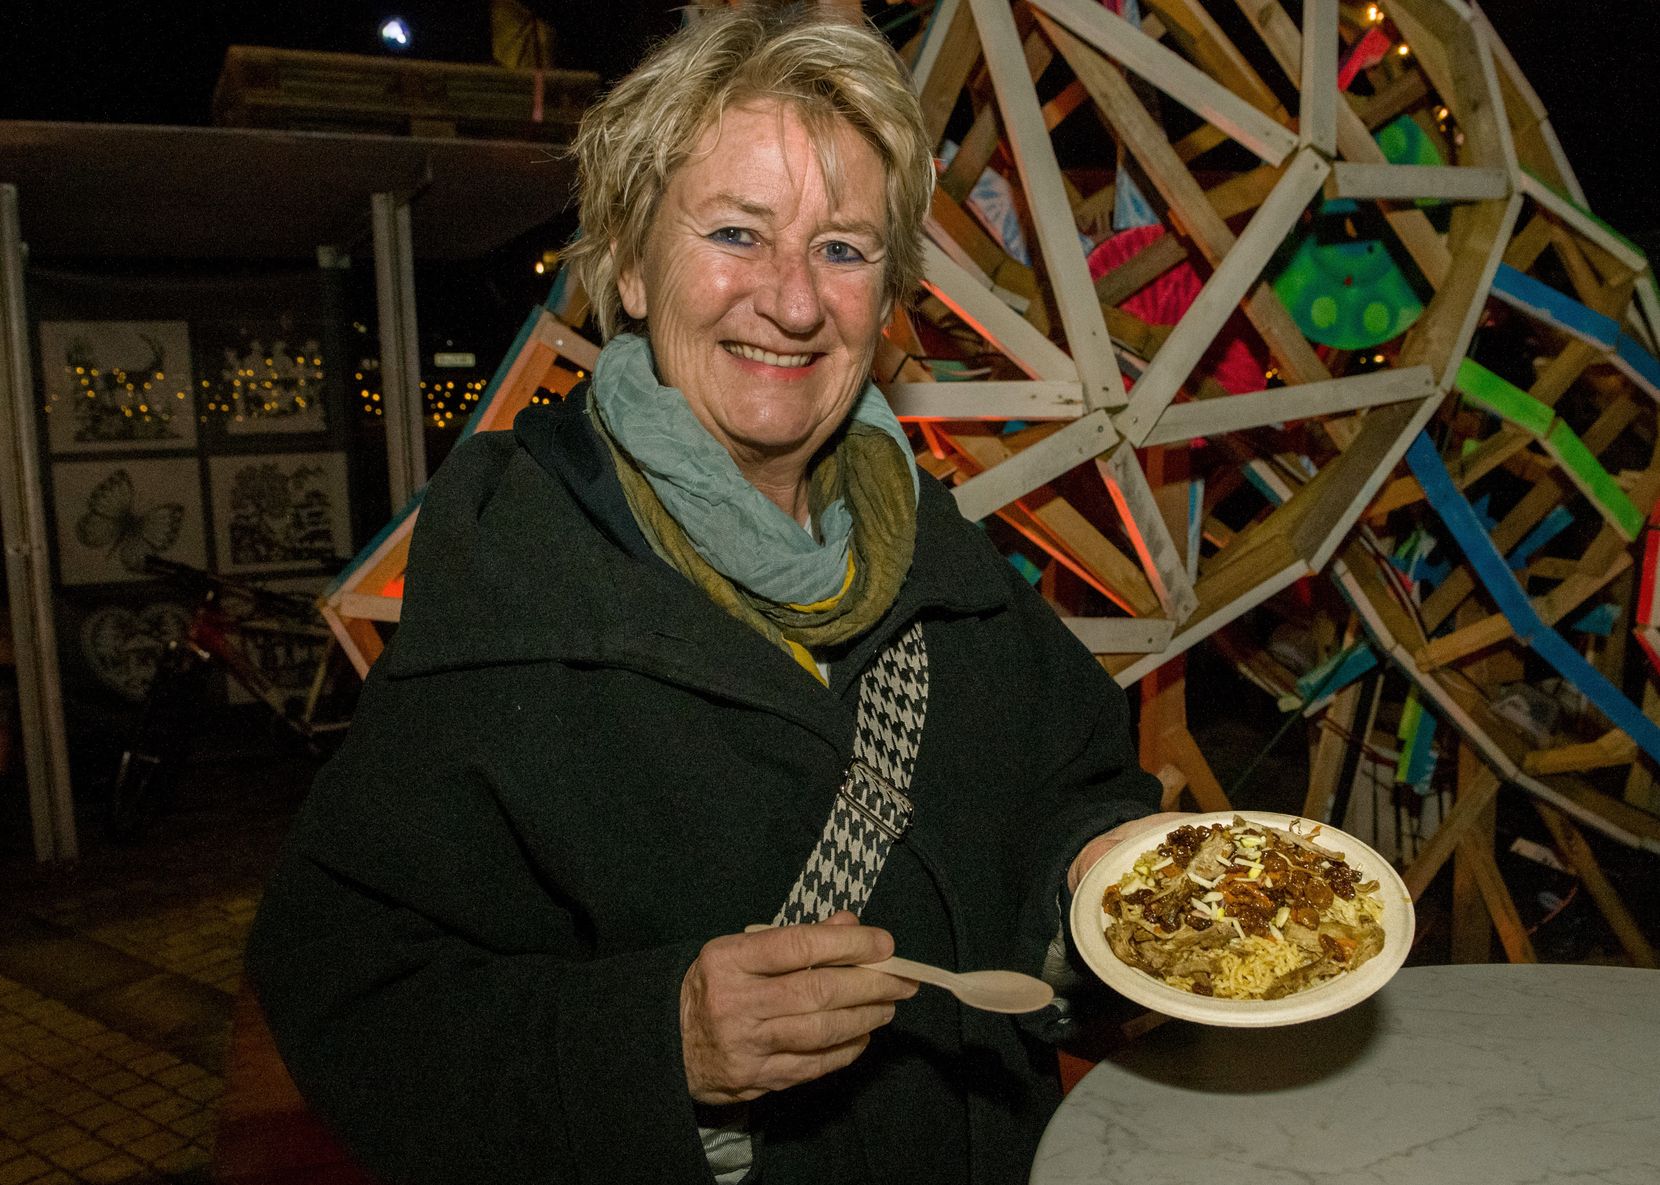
xmin=1031 ymin=964 xmax=1659 ymax=1185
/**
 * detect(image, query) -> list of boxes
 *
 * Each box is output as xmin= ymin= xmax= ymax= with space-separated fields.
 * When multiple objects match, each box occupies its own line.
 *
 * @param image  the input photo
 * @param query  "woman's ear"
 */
xmin=613 ymin=242 xmax=648 ymax=320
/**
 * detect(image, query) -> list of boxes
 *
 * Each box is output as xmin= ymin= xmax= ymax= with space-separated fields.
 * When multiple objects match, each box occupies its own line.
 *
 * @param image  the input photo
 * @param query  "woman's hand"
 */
xmin=1067 ymin=811 xmax=1191 ymax=894
xmin=680 ymin=911 xmax=919 ymax=1104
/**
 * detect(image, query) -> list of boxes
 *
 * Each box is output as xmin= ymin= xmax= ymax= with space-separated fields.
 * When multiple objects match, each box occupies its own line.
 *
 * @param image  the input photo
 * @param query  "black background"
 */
xmin=0 ymin=1 xmax=1653 ymax=242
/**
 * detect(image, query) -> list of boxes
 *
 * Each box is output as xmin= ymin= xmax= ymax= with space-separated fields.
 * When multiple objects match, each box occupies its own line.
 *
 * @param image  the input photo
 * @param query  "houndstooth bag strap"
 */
xmin=772 ymin=621 xmax=929 ymax=925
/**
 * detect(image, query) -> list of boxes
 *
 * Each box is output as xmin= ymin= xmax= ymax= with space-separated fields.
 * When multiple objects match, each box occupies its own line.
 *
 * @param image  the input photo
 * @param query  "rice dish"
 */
xmin=1100 ymin=816 xmax=1385 ymax=1000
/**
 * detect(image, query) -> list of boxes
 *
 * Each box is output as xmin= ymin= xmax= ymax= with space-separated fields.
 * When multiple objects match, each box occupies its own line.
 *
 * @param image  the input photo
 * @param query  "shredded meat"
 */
xmin=1101 ymin=818 xmax=1387 ymax=1000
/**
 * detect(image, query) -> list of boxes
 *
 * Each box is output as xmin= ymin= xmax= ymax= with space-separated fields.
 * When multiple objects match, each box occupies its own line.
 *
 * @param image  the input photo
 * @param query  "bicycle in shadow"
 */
xmin=108 ymin=556 xmax=354 ymax=841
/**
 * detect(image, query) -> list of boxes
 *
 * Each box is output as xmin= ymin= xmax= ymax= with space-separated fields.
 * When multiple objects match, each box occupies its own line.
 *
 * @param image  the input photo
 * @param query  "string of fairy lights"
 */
xmin=354 ymin=369 xmax=492 ymax=426
xmin=45 ymin=356 xmax=495 ymax=433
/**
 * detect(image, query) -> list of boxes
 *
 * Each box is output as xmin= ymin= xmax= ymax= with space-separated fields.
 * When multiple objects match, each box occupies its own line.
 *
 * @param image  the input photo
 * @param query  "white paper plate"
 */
xmin=1070 ymin=811 xmax=1415 ymax=1027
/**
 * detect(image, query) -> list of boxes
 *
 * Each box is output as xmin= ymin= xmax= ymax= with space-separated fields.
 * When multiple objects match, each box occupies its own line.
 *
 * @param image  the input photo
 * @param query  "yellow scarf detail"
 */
xmin=594 ymin=411 xmax=916 ymax=681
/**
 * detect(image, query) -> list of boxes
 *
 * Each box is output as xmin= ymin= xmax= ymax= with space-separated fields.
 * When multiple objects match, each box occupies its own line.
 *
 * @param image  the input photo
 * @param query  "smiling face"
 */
xmin=616 ymin=100 xmax=892 ymax=513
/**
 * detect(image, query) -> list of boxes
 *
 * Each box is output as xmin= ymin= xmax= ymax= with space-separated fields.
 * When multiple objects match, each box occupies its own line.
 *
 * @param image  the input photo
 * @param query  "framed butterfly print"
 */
xmin=38 ymin=320 xmax=199 ymax=454
xmin=51 ymin=458 xmax=209 ymax=585
xmin=207 ymin=452 xmax=352 ymax=573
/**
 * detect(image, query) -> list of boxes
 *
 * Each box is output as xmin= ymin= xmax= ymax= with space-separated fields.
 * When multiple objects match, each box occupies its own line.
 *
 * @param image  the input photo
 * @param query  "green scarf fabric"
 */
xmin=587 ymin=333 xmax=917 ymax=665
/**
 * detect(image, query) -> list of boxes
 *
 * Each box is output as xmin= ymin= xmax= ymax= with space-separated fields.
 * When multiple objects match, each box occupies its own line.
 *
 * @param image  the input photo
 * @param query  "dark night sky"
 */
xmin=0 ymin=0 xmax=1654 ymax=239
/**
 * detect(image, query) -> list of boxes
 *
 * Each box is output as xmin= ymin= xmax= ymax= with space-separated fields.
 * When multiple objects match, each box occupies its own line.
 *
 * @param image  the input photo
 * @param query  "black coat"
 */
xmin=247 ymin=399 xmax=1159 ymax=1184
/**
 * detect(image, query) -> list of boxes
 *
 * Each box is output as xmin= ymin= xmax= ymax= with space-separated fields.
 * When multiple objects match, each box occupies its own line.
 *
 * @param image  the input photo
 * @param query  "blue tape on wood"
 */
xmin=461 ymin=303 xmax=546 ymax=444
xmin=1614 ymin=332 xmax=1660 ymax=397
xmin=1490 ymin=264 xmax=1620 ymax=348
xmin=544 ymin=263 xmax=571 ymax=315
xmin=1571 ymin=602 xmax=1619 ymax=636
xmin=1295 ymin=641 xmax=1378 ymax=703
xmin=1508 ymin=505 xmax=1574 ymax=571
xmin=1007 ymin=552 xmax=1044 ymax=586
xmin=1396 ymin=690 xmax=1438 ymax=793
xmin=325 ymin=487 xmax=425 ymax=596
xmin=1186 ymin=478 xmax=1203 ymax=586
xmin=1404 ymin=432 xmax=1660 ymax=763
xmin=1242 ymin=464 xmax=1287 ymax=507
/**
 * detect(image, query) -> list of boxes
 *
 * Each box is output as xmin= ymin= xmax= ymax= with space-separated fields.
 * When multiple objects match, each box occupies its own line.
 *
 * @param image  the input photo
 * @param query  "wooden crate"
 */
xmin=213 ymin=46 xmax=599 ymax=142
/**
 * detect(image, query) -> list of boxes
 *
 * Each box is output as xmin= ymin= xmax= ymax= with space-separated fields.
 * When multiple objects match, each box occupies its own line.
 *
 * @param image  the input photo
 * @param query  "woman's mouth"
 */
xmin=723 ymin=342 xmax=815 ymax=368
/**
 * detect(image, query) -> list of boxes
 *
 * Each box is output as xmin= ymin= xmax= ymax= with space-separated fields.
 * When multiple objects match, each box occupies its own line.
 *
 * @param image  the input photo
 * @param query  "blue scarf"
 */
xmin=588 ymin=332 xmax=917 ymax=605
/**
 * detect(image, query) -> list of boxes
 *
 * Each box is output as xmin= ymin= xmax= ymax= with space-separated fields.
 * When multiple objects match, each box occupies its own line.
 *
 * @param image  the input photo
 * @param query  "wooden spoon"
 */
xmin=862 ymin=955 xmax=1055 ymax=1014
xmin=741 ymin=925 xmax=1053 ymax=1014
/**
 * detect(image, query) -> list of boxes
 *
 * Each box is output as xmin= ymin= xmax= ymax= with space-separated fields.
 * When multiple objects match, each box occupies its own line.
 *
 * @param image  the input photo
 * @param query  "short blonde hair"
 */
xmin=566 ymin=5 xmax=934 ymax=340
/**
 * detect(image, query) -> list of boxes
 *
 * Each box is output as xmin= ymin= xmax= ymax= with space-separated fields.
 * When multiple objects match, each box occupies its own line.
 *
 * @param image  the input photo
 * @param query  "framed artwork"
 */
xmin=198 ymin=325 xmax=331 ymax=437
xmin=75 ymin=596 xmax=195 ymax=702
xmin=219 ymin=574 xmax=332 ymax=707
xmin=51 ymin=458 xmax=209 ymax=586
xmin=38 ymin=320 xmax=198 ymax=453
xmin=208 ymin=452 xmax=352 ymax=572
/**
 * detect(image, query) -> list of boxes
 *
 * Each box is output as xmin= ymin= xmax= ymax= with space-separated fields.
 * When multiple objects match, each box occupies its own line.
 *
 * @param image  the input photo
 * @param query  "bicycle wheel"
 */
xmin=108 ymin=642 xmax=207 ymax=842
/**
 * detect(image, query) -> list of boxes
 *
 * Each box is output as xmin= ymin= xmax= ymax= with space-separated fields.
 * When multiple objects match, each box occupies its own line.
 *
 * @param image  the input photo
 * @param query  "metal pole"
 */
xmin=0 ymin=184 xmax=77 ymax=861
xmin=371 ymin=192 xmax=426 ymax=510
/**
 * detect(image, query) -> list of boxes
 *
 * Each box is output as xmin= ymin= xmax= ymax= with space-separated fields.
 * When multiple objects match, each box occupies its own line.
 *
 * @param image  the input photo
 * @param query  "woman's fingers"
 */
xmin=748 ymin=1035 xmax=874 ymax=1095
xmin=681 ymin=918 xmax=917 ymax=1104
xmin=760 ymin=1000 xmax=897 ymax=1054
xmin=723 ymin=916 xmax=894 ymax=977
xmin=1067 ymin=811 xmax=1194 ymax=892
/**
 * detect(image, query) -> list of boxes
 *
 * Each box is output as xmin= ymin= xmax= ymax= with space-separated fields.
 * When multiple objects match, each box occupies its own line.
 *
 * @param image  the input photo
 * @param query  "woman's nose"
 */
xmin=754 ymin=252 xmax=824 ymax=335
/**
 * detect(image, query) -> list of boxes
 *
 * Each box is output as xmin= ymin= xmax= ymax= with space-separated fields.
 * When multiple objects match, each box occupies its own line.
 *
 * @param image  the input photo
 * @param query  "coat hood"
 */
xmin=380 ymin=395 xmax=1017 ymax=699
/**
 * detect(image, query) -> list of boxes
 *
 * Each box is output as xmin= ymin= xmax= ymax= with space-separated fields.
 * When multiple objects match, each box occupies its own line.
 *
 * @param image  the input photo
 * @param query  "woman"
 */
xmin=247 ymin=7 xmax=1166 ymax=1183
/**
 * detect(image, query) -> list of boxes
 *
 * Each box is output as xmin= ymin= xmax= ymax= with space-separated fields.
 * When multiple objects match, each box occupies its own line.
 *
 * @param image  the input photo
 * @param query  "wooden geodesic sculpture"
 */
xmin=326 ymin=0 xmax=1660 ymax=963
xmin=886 ymin=0 xmax=1660 ymax=963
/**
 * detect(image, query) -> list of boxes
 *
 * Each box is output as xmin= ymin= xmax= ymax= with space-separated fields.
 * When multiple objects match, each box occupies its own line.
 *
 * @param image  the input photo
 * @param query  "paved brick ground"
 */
xmin=0 ymin=746 xmax=315 ymax=1185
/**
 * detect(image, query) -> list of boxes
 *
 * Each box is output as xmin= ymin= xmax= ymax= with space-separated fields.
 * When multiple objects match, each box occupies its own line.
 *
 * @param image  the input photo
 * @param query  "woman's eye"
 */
xmin=821 ymin=240 xmax=868 ymax=264
xmin=709 ymin=227 xmax=755 ymax=247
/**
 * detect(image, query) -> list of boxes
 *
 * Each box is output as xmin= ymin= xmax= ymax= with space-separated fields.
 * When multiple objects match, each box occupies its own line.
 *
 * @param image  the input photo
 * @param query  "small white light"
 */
xmin=380 ymin=17 xmax=412 ymax=50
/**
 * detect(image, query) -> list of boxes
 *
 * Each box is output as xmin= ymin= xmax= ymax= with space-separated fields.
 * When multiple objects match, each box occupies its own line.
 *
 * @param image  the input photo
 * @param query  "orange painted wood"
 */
xmin=215 ymin=986 xmax=381 ymax=1185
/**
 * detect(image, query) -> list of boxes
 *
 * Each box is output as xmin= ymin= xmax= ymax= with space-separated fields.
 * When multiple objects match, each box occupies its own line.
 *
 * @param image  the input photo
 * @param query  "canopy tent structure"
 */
xmin=0 ymin=120 xmax=585 ymax=861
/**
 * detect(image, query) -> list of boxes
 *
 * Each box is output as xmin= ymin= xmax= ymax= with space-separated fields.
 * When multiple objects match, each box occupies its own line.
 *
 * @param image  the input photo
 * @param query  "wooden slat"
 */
xmin=1534 ymin=803 xmax=1659 ymax=967
xmin=1448 ymin=738 xmax=1495 ymax=961
xmin=1204 ymin=163 xmax=1283 ymax=222
xmin=951 ymin=408 xmax=1119 ymax=523
xmin=1524 ymin=731 xmax=1640 ymax=778
xmin=1062 ymin=616 xmax=1176 ymax=653
xmin=1402 ymin=765 xmax=1502 ymax=899
xmin=1097 ymin=444 xmax=1198 ymax=621
xmin=1456 ymin=834 xmax=1538 ymax=963
xmin=1414 ymin=532 xmax=1632 ymax=671
xmin=1093 ymin=232 xmax=1190 ymax=308
xmin=335 ymin=593 xmax=404 ymax=624
xmin=925 ymin=187 xmax=1043 ymax=319
xmin=1040 ymin=13 xmax=1329 ymax=390
xmin=1228 ymin=0 xmax=1452 ymax=287
xmin=1298 ymin=0 xmax=1337 ymax=153
xmin=1471 ymin=7 xmax=1585 ymax=203
xmin=1140 ymin=0 xmax=1288 ymax=122
xmin=1115 ymin=147 xmax=1330 ymax=443
xmin=970 ymin=0 xmax=1124 ymax=411
xmin=1398 ymin=192 xmax=1522 ymax=381
xmin=1327 ymin=163 xmax=1510 ymax=203
xmin=913 ymin=0 xmax=978 ymax=144
xmin=883 ymin=380 xmax=1083 ymax=420
xmin=941 ymin=426 xmax=1161 ymax=615
xmin=1520 ymin=171 xmax=1647 ymax=274
xmin=921 ymin=236 xmax=1078 ymax=382
xmin=1112 ymin=540 xmax=1309 ymax=686
xmin=1140 ymin=365 xmax=1435 ymax=445
xmin=1353 ymin=68 xmax=1430 ymax=131
xmin=1029 ymin=0 xmax=1298 ymax=165
xmin=1304 ymin=676 xmax=1363 ymax=822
